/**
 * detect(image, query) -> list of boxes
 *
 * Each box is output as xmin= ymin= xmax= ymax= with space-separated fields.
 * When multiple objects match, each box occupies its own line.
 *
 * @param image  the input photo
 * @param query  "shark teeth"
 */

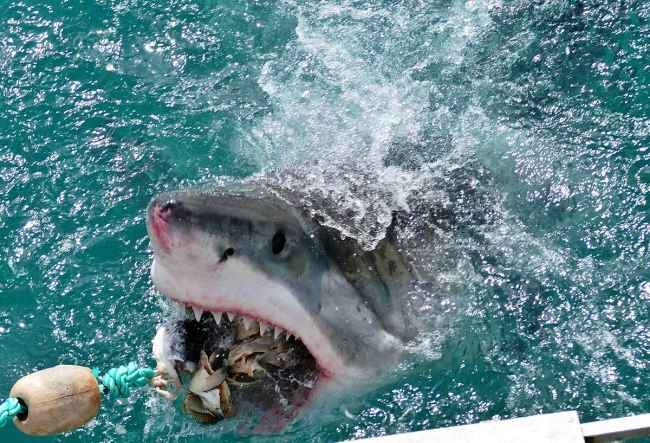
xmin=242 ymin=317 xmax=254 ymax=330
xmin=287 ymin=333 xmax=300 ymax=342
xmin=191 ymin=308 xmax=299 ymax=343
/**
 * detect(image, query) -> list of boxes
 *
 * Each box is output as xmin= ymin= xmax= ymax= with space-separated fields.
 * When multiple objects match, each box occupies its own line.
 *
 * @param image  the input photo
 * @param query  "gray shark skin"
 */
xmin=147 ymin=174 xmax=419 ymax=381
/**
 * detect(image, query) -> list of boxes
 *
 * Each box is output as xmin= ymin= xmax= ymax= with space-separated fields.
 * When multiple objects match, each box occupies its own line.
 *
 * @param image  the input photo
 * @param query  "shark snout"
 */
xmin=148 ymin=199 xmax=178 ymax=253
xmin=150 ymin=197 xmax=194 ymax=221
xmin=147 ymin=194 xmax=224 ymax=256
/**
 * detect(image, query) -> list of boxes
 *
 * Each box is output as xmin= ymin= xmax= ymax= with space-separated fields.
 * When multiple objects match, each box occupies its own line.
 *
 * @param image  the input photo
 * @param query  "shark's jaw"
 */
xmin=150 ymin=256 xmax=348 ymax=379
xmin=147 ymin=198 xmax=359 ymax=382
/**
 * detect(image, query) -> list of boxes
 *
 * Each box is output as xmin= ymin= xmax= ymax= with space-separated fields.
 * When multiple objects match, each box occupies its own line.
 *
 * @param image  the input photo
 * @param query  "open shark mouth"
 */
xmin=154 ymin=303 xmax=320 ymax=425
xmin=147 ymin=197 xmax=354 ymax=380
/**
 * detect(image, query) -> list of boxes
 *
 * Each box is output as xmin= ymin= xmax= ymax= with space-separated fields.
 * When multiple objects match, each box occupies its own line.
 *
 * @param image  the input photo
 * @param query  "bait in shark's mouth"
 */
xmin=152 ymin=306 xmax=318 ymax=423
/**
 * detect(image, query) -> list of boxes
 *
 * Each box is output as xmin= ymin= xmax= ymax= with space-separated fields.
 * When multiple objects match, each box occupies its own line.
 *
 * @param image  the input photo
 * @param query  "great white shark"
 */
xmin=145 ymin=166 xmax=491 ymax=424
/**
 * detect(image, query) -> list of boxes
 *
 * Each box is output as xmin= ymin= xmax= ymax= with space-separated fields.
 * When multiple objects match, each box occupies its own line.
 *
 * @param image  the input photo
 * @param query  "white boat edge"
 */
xmin=344 ymin=410 xmax=650 ymax=443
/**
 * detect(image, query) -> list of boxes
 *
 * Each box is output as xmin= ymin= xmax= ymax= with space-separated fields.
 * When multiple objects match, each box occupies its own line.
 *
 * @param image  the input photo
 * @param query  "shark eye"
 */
xmin=271 ymin=231 xmax=286 ymax=255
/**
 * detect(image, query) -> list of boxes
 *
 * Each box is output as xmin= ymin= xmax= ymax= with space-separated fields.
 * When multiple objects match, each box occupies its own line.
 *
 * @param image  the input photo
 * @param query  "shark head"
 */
xmin=146 ymin=180 xmax=412 ymax=390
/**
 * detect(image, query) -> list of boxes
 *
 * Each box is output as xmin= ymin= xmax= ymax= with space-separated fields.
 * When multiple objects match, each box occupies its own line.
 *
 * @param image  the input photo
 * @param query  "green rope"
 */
xmin=93 ymin=362 xmax=155 ymax=398
xmin=0 ymin=398 xmax=24 ymax=428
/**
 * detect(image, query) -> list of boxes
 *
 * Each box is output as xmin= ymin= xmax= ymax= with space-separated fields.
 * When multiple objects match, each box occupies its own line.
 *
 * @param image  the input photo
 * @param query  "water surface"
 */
xmin=0 ymin=0 xmax=649 ymax=441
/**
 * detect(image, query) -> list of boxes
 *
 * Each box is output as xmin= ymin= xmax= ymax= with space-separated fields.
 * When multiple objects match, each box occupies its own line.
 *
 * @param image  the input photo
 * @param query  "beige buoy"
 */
xmin=9 ymin=365 xmax=101 ymax=436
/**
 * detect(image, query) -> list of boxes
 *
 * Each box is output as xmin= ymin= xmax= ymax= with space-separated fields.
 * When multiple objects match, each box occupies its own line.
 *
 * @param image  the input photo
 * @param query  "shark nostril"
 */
xmin=160 ymin=199 xmax=177 ymax=213
xmin=219 ymin=248 xmax=235 ymax=263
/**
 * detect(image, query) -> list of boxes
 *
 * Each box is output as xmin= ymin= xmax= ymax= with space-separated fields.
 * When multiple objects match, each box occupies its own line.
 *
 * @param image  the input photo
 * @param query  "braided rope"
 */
xmin=0 ymin=398 xmax=24 ymax=428
xmin=93 ymin=362 xmax=155 ymax=397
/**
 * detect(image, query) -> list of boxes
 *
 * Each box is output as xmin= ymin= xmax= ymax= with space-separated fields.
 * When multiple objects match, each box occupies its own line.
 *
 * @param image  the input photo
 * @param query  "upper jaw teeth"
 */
xmin=187 ymin=306 xmax=296 ymax=342
xmin=242 ymin=317 xmax=254 ymax=330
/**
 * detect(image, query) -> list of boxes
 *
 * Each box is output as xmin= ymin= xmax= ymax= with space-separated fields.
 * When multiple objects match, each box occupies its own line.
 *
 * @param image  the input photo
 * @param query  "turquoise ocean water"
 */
xmin=1 ymin=0 xmax=649 ymax=441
